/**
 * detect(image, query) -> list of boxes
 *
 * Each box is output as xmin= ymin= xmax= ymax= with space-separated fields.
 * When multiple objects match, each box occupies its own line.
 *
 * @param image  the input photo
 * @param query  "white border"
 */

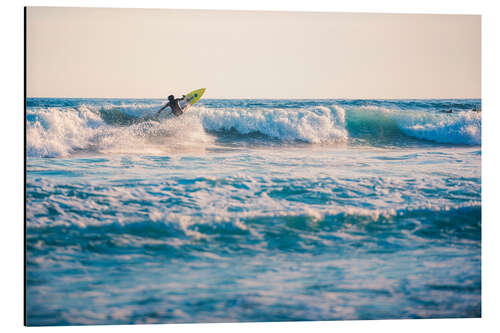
xmin=12 ymin=0 xmax=486 ymax=13
xmin=2 ymin=0 xmax=499 ymax=332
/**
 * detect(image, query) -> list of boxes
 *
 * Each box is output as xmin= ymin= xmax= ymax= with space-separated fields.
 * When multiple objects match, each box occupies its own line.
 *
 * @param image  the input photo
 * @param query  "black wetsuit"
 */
xmin=157 ymin=96 xmax=185 ymax=117
xmin=166 ymin=99 xmax=183 ymax=116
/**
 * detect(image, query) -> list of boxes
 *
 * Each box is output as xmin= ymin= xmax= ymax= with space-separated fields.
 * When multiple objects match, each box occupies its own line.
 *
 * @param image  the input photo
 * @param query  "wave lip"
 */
xmin=196 ymin=105 xmax=348 ymax=144
xmin=394 ymin=111 xmax=481 ymax=145
xmin=26 ymin=106 xmax=213 ymax=158
xmin=346 ymin=105 xmax=481 ymax=146
xmin=27 ymin=105 xmax=104 ymax=158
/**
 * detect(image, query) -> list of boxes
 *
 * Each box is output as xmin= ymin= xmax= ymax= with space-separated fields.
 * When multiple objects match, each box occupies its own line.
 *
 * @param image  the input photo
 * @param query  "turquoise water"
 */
xmin=26 ymin=98 xmax=481 ymax=325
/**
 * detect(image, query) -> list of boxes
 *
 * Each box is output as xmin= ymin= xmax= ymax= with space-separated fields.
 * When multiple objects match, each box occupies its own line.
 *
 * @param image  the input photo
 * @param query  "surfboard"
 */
xmin=180 ymin=88 xmax=206 ymax=111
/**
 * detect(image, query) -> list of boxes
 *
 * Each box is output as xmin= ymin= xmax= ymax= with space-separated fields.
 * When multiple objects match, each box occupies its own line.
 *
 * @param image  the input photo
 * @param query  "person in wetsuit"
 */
xmin=157 ymin=94 xmax=186 ymax=117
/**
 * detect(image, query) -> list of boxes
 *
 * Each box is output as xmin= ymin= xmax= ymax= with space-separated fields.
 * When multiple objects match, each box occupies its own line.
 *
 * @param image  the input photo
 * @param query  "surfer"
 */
xmin=157 ymin=94 xmax=185 ymax=117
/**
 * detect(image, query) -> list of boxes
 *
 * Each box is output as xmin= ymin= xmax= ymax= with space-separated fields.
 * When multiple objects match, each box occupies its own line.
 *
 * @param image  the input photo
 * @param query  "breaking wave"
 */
xmin=197 ymin=105 xmax=347 ymax=144
xmin=26 ymin=99 xmax=481 ymax=158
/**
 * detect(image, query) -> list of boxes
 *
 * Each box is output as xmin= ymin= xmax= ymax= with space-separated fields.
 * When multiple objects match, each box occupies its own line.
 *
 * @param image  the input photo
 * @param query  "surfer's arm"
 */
xmin=175 ymin=95 xmax=185 ymax=102
xmin=156 ymin=102 xmax=170 ymax=114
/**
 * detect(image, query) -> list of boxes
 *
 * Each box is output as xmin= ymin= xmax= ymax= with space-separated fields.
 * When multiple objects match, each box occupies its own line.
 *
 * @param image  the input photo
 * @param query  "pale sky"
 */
xmin=26 ymin=7 xmax=481 ymax=99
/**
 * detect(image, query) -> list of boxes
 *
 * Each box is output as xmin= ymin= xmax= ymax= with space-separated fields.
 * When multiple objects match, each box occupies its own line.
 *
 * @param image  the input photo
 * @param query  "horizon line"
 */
xmin=26 ymin=96 xmax=482 ymax=100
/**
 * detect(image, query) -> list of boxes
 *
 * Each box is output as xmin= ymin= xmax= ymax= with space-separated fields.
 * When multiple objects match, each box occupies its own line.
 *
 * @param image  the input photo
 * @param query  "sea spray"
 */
xmin=196 ymin=105 xmax=348 ymax=143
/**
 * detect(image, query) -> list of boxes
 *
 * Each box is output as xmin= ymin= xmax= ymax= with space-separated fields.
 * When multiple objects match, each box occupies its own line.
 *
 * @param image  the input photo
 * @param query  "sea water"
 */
xmin=26 ymin=98 xmax=481 ymax=325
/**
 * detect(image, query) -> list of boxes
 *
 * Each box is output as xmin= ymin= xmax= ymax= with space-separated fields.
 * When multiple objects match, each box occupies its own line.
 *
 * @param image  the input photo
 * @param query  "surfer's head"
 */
xmin=168 ymin=95 xmax=175 ymax=101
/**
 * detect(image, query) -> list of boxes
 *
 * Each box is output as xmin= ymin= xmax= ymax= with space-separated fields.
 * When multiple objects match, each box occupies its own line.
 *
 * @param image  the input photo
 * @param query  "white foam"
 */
xmin=194 ymin=105 xmax=348 ymax=143
xmin=354 ymin=105 xmax=481 ymax=145
xmin=26 ymin=107 xmax=213 ymax=157
xmin=393 ymin=111 xmax=481 ymax=145
xmin=26 ymin=102 xmax=481 ymax=159
xmin=27 ymin=106 xmax=104 ymax=157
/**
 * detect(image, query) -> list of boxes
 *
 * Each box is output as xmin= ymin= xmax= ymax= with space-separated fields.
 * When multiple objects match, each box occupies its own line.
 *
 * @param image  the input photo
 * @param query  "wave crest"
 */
xmin=27 ymin=106 xmax=212 ymax=157
xmin=394 ymin=111 xmax=481 ymax=145
xmin=27 ymin=106 xmax=104 ymax=158
xmin=347 ymin=106 xmax=481 ymax=145
xmin=196 ymin=105 xmax=348 ymax=144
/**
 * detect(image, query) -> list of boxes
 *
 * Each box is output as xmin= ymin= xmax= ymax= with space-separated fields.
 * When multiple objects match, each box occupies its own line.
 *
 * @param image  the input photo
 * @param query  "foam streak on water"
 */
xmin=26 ymin=98 xmax=481 ymax=325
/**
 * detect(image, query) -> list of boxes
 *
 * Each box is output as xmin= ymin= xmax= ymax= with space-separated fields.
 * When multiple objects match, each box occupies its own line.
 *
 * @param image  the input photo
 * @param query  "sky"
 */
xmin=26 ymin=7 xmax=481 ymax=99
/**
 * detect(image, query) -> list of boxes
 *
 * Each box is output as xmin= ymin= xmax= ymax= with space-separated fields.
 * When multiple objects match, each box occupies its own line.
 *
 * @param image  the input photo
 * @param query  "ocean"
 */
xmin=26 ymin=98 xmax=481 ymax=325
